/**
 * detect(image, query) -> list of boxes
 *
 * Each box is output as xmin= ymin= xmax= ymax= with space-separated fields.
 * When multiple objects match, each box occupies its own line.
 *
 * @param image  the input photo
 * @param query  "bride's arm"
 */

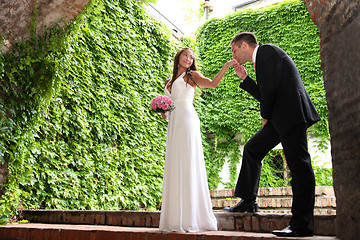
xmin=192 ymin=59 xmax=237 ymax=88
xmin=161 ymin=78 xmax=171 ymax=120
xmin=164 ymin=78 xmax=170 ymax=88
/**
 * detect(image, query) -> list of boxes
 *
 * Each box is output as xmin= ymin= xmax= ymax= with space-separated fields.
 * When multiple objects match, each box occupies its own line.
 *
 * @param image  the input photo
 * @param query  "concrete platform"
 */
xmin=20 ymin=210 xmax=336 ymax=236
xmin=0 ymin=223 xmax=339 ymax=240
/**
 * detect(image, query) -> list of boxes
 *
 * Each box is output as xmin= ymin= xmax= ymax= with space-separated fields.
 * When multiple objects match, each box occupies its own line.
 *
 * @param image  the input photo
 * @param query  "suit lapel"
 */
xmin=255 ymin=43 xmax=263 ymax=72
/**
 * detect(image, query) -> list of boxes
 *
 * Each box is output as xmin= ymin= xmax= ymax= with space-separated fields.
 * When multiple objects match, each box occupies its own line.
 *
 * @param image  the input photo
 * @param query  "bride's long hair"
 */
xmin=169 ymin=48 xmax=198 ymax=89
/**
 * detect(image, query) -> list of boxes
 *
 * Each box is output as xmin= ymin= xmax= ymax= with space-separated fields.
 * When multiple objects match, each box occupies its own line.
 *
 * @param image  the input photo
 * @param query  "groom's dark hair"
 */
xmin=231 ymin=32 xmax=258 ymax=48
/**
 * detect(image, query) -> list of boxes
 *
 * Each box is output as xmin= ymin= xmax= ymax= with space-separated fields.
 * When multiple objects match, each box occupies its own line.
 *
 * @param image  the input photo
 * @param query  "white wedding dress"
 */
xmin=159 ymin=72 xmax=217 ymax=233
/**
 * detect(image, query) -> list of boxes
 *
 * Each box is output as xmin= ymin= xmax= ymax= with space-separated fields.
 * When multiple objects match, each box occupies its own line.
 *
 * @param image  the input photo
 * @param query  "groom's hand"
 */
xmin=234 ymin=64 xmax=248 ymax=80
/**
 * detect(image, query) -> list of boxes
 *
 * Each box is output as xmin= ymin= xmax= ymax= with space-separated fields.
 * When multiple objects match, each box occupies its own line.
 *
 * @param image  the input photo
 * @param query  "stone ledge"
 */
xmin=22 ymin=210 xmax=160 ymax=228
xmin=210 ymin=186 xmax=335 ymax=198
xmin=0 ymin=223 xmax=338 ymax=240
xmin=211 ymin=187 xmax=336 ymax=215
xmin=21 ymin=210 xmax=336 ymax=236
xmin=213 ymin=196 xmax=336 ymax=209
xmin=216 ymin=212 xmax=336 ymax=236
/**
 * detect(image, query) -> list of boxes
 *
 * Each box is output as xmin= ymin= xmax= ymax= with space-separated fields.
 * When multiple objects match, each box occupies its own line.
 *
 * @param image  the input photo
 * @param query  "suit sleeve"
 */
xmin=257 ymin=50 xmax=283 ymax=119
xmin=239 ymin=76 xmax=261 ymax=102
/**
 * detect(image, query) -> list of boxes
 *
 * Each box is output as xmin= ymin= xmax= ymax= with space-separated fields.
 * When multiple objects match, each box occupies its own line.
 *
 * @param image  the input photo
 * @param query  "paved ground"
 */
xmin=0 ymin=223 xmax=339 ymax=240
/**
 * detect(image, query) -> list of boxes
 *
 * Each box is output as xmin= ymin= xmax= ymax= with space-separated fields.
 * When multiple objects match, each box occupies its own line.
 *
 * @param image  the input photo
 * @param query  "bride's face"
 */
xmin=178 ymin=49 xmax=194 ymax=69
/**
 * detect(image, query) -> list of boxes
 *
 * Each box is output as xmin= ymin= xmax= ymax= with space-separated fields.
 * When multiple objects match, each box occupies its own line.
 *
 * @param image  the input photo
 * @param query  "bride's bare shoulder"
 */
xmin=191 ymin=70 xmax=205 ymax=79
xmin=191 ymin=70 xmax=201 ymax=76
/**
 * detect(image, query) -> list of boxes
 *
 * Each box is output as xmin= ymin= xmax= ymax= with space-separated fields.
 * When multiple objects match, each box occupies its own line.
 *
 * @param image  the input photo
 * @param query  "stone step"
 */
xmin=20 ymin=210 xmax=336 ymax=236
xmin=211 ymin=187 xmax=336 ymax=215
xmin=210 ymin=186 xmax=335 ymax=198
xmin=212 ymin=197 xmax=336 ymax=214
xmin=0 ymin=223 xmax=338 ymax=240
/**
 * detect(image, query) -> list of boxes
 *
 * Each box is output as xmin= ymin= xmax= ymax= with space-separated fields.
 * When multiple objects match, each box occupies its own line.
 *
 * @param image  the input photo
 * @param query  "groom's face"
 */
xmin=231 ymin=42 xmax=246 ymax=65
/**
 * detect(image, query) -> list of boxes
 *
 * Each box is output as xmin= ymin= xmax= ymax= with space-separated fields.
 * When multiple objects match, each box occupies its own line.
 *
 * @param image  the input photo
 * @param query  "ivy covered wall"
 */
xmin=0 ymin=0 xmax=330 ymax=223
xmin=0 ymin=0 xmax=174 ymax=221
xmin=195 ymin=0 xmax=329 ymax=189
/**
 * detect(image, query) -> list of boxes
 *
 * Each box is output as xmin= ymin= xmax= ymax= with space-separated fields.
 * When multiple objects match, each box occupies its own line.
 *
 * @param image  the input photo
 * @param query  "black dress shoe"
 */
xmin=223 ymin=199 xmax=258 ymax=212
xmin=272 ymin=225 xmax=314 ymax=237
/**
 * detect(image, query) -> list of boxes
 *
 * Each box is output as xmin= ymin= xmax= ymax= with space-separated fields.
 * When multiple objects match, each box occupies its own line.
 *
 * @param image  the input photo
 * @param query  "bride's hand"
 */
xmin=161 ymin=113 xmax=167 ymax=119
xmin=226 ymin=59 xmax=238 ymax=68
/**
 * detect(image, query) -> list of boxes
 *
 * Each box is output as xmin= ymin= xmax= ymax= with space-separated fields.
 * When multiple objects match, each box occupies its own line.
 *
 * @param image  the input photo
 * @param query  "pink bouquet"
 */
xmin=150 ymin=95 xmax=175 ymax=113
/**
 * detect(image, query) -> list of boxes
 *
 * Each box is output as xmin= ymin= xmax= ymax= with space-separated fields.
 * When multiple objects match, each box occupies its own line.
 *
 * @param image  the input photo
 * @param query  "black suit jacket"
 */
xmin=240 ymin=44 xmax=320 ymax=136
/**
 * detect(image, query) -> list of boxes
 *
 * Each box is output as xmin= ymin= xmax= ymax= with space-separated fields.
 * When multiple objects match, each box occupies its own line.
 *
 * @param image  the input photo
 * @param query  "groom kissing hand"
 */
xmin=225 ymin=32 xmax=320 ymax=238
xmin=234 ymin=63 xmax=268 ymax=129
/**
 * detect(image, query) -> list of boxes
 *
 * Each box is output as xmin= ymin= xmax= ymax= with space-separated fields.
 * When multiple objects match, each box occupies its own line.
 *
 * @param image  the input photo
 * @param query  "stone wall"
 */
xmin=303 ymin=0 xmax=360 ymax=239
xmin=19 ymin=209 xmax=336 ymax=236
xmin=0 ymin=0 xmax=91 ymax=202
xmin=0 ymin=162 xmax=8 ymax=196
xmin=211 ymin=186 xmax=336 ymax=215
xmin=0 ymin=0 xmax=91 ymax=53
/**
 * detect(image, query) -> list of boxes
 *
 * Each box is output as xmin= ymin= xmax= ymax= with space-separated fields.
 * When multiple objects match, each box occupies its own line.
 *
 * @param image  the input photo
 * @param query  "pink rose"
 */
xmin=162 ymin=104 xmax=169 ymax=110
xmin=151 ymin=103 xmax=156 ymax=110
xmin=165 ymin=98 xmax=172 ymax=104
xmin=150 ymin=95 xmax=175 ymax=112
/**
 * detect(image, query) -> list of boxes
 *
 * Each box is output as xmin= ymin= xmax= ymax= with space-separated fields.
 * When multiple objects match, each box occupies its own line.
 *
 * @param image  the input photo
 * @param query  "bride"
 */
xmin=159 ymin=48 xmax=236 ymax=232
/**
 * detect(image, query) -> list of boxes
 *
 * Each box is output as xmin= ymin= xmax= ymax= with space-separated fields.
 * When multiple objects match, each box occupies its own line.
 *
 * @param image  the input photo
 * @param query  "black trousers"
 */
xmin=234 ymin=122 xmax=315 ymax=231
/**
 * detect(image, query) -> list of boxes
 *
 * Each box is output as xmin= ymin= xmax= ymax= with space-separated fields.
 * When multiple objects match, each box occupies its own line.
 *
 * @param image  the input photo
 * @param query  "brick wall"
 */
xmin=302 ymin=0 xmax=360 ymax=238
xmin=20 ymin=209 xmax=336 ymax=236
xmin=211 ymin=186 xmax=336 ymax=215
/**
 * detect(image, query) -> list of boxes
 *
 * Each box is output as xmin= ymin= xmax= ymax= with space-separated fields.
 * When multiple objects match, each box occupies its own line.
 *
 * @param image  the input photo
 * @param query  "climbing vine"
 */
xmin=0 ymin=0 xmax=175 ymax=222
xmin=196 ymin=0 xmax=330 ymax=189
xmin=0 ymin=0 xmax=331 ymax=223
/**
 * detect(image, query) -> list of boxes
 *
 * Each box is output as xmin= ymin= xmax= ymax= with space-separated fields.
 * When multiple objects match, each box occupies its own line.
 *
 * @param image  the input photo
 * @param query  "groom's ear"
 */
xmin=242 ymin=42 xmax=249 ymax=49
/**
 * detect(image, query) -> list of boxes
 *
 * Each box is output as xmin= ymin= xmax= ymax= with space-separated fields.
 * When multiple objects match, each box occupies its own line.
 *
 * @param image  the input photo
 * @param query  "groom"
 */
xmin=224 ymin=32 xmax=320 ymax=237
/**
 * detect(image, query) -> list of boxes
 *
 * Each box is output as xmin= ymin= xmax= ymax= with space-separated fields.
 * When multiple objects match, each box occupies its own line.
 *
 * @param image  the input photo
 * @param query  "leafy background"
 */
xmin=0 ymin=0 xmax=331 ymax=222
xmin=0 ymin=0 xmax=175 ymax=221
xmin=195 ymin=0 xmax=330 ymax=189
